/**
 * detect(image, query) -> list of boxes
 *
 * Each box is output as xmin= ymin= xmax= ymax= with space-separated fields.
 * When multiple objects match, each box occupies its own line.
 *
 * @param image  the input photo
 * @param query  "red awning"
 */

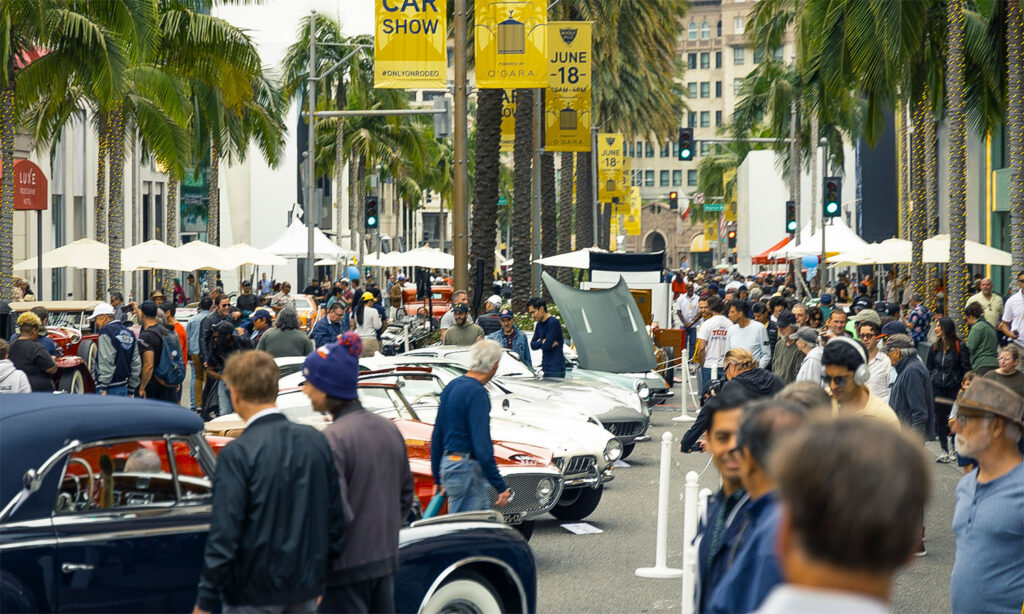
xmin=751 ymin=237 xmax=791 ymax=264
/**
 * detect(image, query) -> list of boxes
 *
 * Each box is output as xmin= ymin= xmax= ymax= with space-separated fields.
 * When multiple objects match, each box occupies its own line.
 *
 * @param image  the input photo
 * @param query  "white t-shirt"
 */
xmin=697 ymin=314 xmax=732 ymax=369
xmin=674 ymin=293 xmax=700 ymax=328
xmin=1001 ymin=291 xmax=1024 ymax=348
xmin=726 ymin=320 xmax=771 ymax=368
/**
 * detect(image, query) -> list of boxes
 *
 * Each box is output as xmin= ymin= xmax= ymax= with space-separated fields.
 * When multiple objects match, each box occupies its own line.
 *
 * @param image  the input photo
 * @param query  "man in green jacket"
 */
xmin=964 ymin=301 xmax=999 ymax=375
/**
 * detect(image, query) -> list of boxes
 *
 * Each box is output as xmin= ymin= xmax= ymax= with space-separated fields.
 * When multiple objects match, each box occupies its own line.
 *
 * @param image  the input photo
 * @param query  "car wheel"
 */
xmin=621 ymin=443 xmax=636 ymax=459
xmin=513 ymin=520 xmax=534 ymax=541
xmin=0 ymin=571 xmax=38 ymax=613
xmin=77 ymin=338 xmax=97 ymax=373
xmin=550 ymin=485 xmax=603 ymax=521
xmin=421 ymin=572 xmax=503 ymax=614
xmin=59 ymin=369 xmax=85 ymax=394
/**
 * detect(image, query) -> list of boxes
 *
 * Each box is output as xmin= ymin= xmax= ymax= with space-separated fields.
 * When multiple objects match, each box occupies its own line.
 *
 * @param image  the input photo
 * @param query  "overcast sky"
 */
xmin=213 ymin=0 xmax=375 ymax=71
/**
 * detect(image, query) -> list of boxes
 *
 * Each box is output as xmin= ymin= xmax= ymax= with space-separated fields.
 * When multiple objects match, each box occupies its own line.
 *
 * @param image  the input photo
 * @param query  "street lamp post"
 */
xmin=305 ymin=12 xmax=316 ymax=286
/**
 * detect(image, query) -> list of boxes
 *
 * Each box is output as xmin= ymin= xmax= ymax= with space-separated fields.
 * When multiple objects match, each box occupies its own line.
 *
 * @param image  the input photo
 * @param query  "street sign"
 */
xmin=703 ymin=202 xmax=723 ymax=212
xmin=692 ymin=192 xmax=704 ymax=205
xmin=8 ymin=160 xmax=48 ymax=211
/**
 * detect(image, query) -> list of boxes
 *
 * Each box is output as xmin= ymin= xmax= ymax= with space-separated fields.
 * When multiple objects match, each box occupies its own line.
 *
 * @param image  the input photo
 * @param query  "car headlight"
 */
xmin=604 ymin=438 xmax=623 ymax=462
xmin=635 ymin=382 xmax=651 ymax=400
xmin=536 ymin=477 xmax=556 ymax=503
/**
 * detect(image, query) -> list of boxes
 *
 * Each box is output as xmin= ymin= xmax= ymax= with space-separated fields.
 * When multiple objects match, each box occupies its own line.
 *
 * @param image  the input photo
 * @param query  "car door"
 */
xmin=52 ymin=436 xmax=211 ymax=612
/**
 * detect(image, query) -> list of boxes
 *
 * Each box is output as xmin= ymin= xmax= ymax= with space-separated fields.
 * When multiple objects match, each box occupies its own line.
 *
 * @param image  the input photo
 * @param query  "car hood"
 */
xmin=494 ymin=378 xmax=645 ymax=418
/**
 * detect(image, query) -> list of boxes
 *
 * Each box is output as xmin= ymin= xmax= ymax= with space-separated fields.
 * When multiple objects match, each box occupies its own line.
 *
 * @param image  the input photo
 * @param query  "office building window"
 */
xmin=700 ymin=52 xmax=710 ymax=69
xmin=660 ymin=170 xmax=670 ymax=186
xmin=645 ymin=142 xmax=654 ymax=158
xmin=753 ymin=47 xmax=764 ymax=64
xmin=700 ymin=21 xmax=710 ymax=39
xmin=734 ymin=77 xmax=744 ymax=92
xmin=661 ymin=142 xmax=670 ymax=157
xmin=734 ymin=47 xmax=745 ymax=64
xmin=688 ymin=21 xmax=697 ymax=40
xmin=700 ymin=111 xmax=710 ymax=127
xmin=717 ymin=21 xmax=722 ymax=37
xmin=688 ymin=111 xmax=697 ymax=128
xmin=672 ymin=170 xmax=683 ymax=186
xmin=637 ymin=141 xmax=645 ymax=157
xmin=688 ymin=82 xmax=698 ymax=98
xmin=645 ymin=170 xmax=655 ymax=187
xmin=700 ymin=82 xmax=710 ymax=98
xmin=700 ymin=142 xmax=711 ymax=156
xmin=688 ymin=53 xmax=697 ymax=69
xmin=715 ymin=51 xmax=722 ymax=68
xmin=687 ymin=170 xmax=698 ymax=186
xmin=715 ymin=81 xmax=722 ymax=97
xmin=734 ymin=16 xmax=745 ymax=33
xmin=673 ymin=141 xmax=680 ymax=157
xmin=716 ymin=110 xmax=723 ymax=126
xmin=629 ymin=142 xmax=635 ymax=157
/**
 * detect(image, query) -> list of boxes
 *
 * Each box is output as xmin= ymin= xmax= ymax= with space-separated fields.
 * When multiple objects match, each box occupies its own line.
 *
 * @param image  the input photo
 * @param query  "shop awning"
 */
xmin=689 ymin=234 xmax=711 ymax=253
xmin=752 ymin=237 xmax=792 ymax=264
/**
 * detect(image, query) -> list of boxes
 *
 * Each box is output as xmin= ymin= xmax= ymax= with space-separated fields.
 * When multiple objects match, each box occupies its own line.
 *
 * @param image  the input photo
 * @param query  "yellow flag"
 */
xmin=625 ymin=187 xmax=642 ymax=235
xmin=610 ymin=215 xmax=621 ymax=250
xmin=476 ymin=0 xmax=547 ymax=88
xmin=374 ymin=0 xmax=447 ymax=89
xmin=545 ymin=22 xmax=591 ymax=152
xmin=597 ymin=133 xmax=623 ymax=202
xmin=613 ymin=157 xmax=631 ymax=214
xmin=500 ymin=89 xmax=517 ymax=152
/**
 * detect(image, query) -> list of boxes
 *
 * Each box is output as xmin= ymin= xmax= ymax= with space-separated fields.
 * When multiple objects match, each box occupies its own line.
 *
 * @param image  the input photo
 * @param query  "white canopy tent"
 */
xmin=369 ymin=246 xmax=455 ymax=269
xmin=176 ymin=240 xmax=235 ymax=271
xmin=924 ymin=234 xmax=1012 ymax=266
xmin=826 ymin=238 xmax=911 ymax=267
xmin=826 ymin=235 xmax=1011 ymax=267
xmin=264 ymin=219 xmax=354 ymax=260
xmin=533 ymin=246 xmax=609 ymax=269
xmin=224 ymin=243 xmax=288 ymax=267
xmin=13 ymin=238 xmax=110 ymax=271
xmin=769 ymin=221 xmax=869 ymax=260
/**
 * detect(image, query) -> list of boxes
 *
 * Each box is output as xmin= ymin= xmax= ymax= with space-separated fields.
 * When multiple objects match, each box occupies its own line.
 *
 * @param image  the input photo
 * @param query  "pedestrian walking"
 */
xmin=439 ymin=290 xmax=473 ymax=333
xmin=856 ymin=320 xmax=895 ymax=403
xmin=88 ymin=302 xmax=140 ymax=397
xmin=352 ymin=293 xmax=383 ymax=356
xmin=885 ymin=333 xmax=936 ymax=439
xmin=236 ymin=280 xmax=258 ymax=315
xmin=9 ymin=306 xmax=59 ymax=355
xmin=821 ymin=336 xmax=900 ymax=427
xmin=527 ymin=298 xmax=566 ymax=378
xmin=0 ymin=338 xmax=31 ymax=393
xmin=7 ymin=312 xmax=56 ymax=392
xmin=486 ymin=309 xmax=532 ymax=368
xmin=186 ymin=296 xmax=214 ymax=411
xmin=982 ymin=345 xmax=1024 ymax=397
xmin=927 ymin=317 xmax=971 ymax=462
xmin=258 ymin=272 xmax=273 ymax=297
xmin=204 ymin=321 xmax=253 ymax=418
xmin=109 ymin=291 xmax=134 ymax=324
xmin=949 ymin=378 xmax=1024 ymax=614
xmin=751 ymin=303 xmax=777 ymax=362
xmin=442 ymin=304 xmax=485 ymax=347
xmin=792 ymin=327 xmax=824 ymax=384
xmin=430 ymin=339 xmax=512 ymax=512
xmin=137 ymin=301 xmax=180 ymax=402
xmin=200 ymin=294 xmax=233 ymax=366
xmin=997 ymin=271 xmax=1024 ymax=350
xmin=303 ymin=333 xmax=414 ymax=613
xmin=719 ymin=348 xmax=784 ymax=401
xmin=904 ymin=292 xmax=933 ymax=347
xmin=311 ymin=303 xmax=347 ymax=348
xmin=966 ymin=277 xmax=1004 ymax=329
xmin=964 ymin=301 xmax=999 ymax=375
xmin=725 ymin=300 xmax=770 ymax=368
xmin=256 ymin=306 xmax=314 ymax=358
xmin=675 ymin=284 xmax=700 ymax=360
xmin=823 ymin=308 xmax=848 ymax=340
xmin=696 ymin=295 xmax=732 ymax=391
xmin=193 ymin=351 xmax=345 ymax=614
xmin=757 ymin=418 xmax=929 ymax=614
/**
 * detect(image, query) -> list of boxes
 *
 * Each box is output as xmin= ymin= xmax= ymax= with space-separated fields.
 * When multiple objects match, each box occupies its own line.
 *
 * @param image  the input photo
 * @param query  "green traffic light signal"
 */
xmin=787 ymin=220 xmax=798 ymax=232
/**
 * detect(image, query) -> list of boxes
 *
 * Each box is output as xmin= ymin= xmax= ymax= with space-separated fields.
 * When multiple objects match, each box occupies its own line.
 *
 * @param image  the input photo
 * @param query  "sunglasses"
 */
xmin=821 ymin=374 xmax=849 ymax=387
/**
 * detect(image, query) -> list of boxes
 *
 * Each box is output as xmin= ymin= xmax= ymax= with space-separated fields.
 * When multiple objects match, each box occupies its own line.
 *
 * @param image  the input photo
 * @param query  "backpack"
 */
xmin=154 ymin=328 xmax=186 ymax=386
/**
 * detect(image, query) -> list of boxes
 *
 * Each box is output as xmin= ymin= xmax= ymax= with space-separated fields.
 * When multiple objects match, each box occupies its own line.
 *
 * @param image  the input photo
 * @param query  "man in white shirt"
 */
xmin=725 ymin=299 xmax=771 ymax=368
xmin=966 ymin=277 xmax=1004 ymax=329
xmin=675 ymin=284 xmax=700 ymax=361
xmin=998 ymin=272 xmax=1024 ymax=349
xmin=856 ymin=320 xmax=894 ymax=402
xmin=696 ymin=295 xmax=732 ymax=391
xmin=793 ymin=327 xmax=824 ymax=384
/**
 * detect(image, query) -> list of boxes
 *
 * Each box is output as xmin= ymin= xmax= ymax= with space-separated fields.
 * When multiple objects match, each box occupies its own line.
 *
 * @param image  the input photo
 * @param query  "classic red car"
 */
xmin=9 ymin=300 xmax=100 ymax=393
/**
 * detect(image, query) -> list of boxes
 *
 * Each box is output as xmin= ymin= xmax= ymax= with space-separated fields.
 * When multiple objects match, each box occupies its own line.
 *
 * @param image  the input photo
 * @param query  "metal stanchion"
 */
xmin=672 ymin=359 xmax=695 ymax=423
xmin=680 ymin=471 xmax=700 ymax=614
xmin=635 ymin=432 xmax=683 ymax=579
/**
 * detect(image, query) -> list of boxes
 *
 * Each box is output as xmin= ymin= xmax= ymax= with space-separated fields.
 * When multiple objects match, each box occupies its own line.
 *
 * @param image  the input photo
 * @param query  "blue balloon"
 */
xmin=801 ymin=255 xmax=819 ymax=269
xmin=346 ymin=265 xmax=360 ymax=280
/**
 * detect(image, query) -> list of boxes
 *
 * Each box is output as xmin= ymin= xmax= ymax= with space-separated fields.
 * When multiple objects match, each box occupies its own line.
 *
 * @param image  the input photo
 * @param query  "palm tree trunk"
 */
xmin=511 ymin=88 xmax=534 ymax=311
xmin=540 ymin=151 xmax=556 ymax=298
xmin=163 ymin=173 xmax=178 ymax=294
xmin=1009 ymin=0 xmax=1024 ymax=273
xmin=897 ymin=98 xmax=909 ymax=241
xmin=207 ymin=138 xmax=220 ymax=245
xmin=922 ymin=89 xmax=938 ymax=314
xmin=910 ymin=91 xmax=927 ymax=300
xmin=946 ymin=0 xmax=968 ymax=332
xmin=0 ymin=82 xmax=14 ymax=302
xmin=356 ymin=157 xmax=366 ymax=262
xmin=107 ymin=104 xmax=126 ymax=294
xmin=557 ymin=151 xmax=574 ymax=285
xmin=349 ymin=157 xmax=358 ymax=246
xmin=470 ymin=89 xmax=502 ymax=304
xmin=335 ymin=119 xmax=346 ymax=250
xmin=810 ymin=114 xmax=819 ymax=230
xmin=94 ymin=119 xmax=108 ymax=300
xmin=575 ymin=151 xmax=593 ymax=249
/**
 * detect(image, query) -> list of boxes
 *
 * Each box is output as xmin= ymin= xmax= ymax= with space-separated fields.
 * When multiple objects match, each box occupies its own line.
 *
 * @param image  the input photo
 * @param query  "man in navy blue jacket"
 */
xmin=311 ymin=302 xmax=347 ymax=348
xmin=527 ymin=297 xmax=565 ymax=378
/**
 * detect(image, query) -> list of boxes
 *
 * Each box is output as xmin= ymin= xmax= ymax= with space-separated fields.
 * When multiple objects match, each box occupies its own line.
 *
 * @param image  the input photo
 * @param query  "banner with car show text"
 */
xmin=374 ymin=0 xmax=447 ymax=88
xmin=597 ymin=133 xmax=623 ymax=203
xmin=544 ymin=22 xmax=591 ymax=152
xmin=624 ymin=187 xmax=642 ymax=236
xmin=476 ymin=0 xmax=547 ymax=88
xmin=501 ymin=89 xmax=517 ymax=152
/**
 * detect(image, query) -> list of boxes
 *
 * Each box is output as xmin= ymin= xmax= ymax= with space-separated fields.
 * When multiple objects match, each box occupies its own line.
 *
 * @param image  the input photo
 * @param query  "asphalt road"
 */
xmin=529 ymin=382 xmax=964 ymax=613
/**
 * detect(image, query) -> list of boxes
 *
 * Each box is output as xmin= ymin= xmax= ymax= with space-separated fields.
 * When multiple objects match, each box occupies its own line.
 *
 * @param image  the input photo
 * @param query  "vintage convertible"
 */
xmin=0 ymin=395 xmax=537 ymax=613
xmin=7 ymin=301 xmax=100 ymax=393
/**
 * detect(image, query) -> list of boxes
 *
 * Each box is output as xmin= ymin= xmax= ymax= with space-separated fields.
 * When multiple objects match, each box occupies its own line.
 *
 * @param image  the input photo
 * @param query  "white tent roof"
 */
xmin=826 ymin=238 xmax=911 ymax=266
xmin=826 ymin=235 xmax=1011 ymax=267
xmin=370 ymin=246 xmax=454 ymax=269
xmin=769 ymin=221 xmax=869 ymax=259
xmin=533 ymin=246 xmax=609 ymax=269
xmin=224 ymin=243 xmax=288 ymax=267
xmin=924 ymin=234 xmax=1012 ymax=266
xmin=14 ymin=238 xmax=110 ymax=271
xmin=264 ymin=220 xmax=353 ymax=259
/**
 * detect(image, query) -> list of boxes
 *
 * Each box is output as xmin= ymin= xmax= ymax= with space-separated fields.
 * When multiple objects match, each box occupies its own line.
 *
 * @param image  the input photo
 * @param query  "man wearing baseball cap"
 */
xmin=303 ymin=333 xmax=414 ymax=612
xmin=476 ymin=295 xmax=504 ymax=336
xmin=949 ymin=378 xmax=1024 ymax=614
xmin=442 ymin=303 xmax=485 ymax=346
xmin=89 ymin=302 xmax=140 ymax=396
xmin=486 ymin=309 xmax=532 ymax=368
xmin=248 ymin=309 xmax=273 ymax=345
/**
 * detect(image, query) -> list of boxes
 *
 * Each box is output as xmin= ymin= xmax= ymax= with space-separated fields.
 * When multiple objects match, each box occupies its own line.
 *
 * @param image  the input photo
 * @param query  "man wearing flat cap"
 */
xmin=884 ymin=334 xmax=935 ymax=440
xmin=949 ymin=378 xmax=1023 ymax=614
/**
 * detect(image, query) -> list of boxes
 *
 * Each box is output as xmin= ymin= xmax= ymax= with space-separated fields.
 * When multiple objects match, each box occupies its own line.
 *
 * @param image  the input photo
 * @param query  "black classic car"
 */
xmin=0 ymin=395 xmax=536 ymax=613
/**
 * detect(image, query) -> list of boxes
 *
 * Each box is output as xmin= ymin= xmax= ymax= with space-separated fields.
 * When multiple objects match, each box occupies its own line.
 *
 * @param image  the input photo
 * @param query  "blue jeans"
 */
xmin=189 ymin=361 xmax=198 ymax=409
xmin=217 ymin=381 xmax=234 ymax=417
xmin=440 ymin=455 xmax=490 ymax=513
xmin=105 ymin=384 xmax=128 ymax=397
xmin=685 ymin=327 xmax=697 ymax=361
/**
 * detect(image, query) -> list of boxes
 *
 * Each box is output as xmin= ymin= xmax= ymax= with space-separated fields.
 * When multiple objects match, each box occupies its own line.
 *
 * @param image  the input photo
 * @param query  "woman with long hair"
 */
xmin=352 ymin=292 xmax=382 ymax=357
xmin=806 ymin=306 xmax=824 ymax=330
xmin=926 ymin=316 xmax=971 ymax=462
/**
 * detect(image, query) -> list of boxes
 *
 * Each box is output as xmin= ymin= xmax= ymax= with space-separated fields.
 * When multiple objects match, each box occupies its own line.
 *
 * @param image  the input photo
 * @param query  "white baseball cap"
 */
xmin=88 ymin=302 xmax=115 ymax=320
xmin=487 ymin=294 xmax=502 ymax=306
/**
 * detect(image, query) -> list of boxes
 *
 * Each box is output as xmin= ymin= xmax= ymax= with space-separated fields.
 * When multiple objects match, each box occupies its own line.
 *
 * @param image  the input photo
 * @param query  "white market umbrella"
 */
xmin=122 ymin=239 xmax=199 ymax=272
xmin=373 ymin=246 xmax=455 ymax=269
xmin=224 ymin=243 xmax=288 ymax=267
xmin=826 ymin=238 xmax=911 ymax=267
xmin=533 ymin=246 xmax=608 ymax=269
xmin=924 ymin=234 xmax=1012 ymax=266
xmin=13 ymin=238 xmax=109 ymax=270
xmin=264 ymin=219 xmax=354 ymax=259
xmin=177 ymin=240 xmax=235 ymax=271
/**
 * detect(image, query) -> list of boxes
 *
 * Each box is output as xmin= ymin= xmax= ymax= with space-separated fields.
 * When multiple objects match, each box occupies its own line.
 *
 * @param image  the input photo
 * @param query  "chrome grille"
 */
xmin=606 ymin=421 xmax=644 ymax=437
xmin=564 ymin=455 xmax=597 ymax=476
xmin=487 ymin=472 xmax=562 ymax=518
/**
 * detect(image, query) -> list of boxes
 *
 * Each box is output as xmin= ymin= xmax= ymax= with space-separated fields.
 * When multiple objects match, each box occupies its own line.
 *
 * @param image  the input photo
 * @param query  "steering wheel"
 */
xmin=65 ymin=458 xmax=95 ymax=509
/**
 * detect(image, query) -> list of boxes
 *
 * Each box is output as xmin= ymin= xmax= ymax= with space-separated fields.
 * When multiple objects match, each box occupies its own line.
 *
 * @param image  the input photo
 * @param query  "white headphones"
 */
xmin=827 ymin=336 xmax=871 ymax=386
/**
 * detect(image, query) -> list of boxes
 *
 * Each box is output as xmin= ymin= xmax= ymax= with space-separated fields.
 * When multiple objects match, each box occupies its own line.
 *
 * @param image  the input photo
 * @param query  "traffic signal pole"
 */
xmin=306 ymin=13 xmax=316 ymax=285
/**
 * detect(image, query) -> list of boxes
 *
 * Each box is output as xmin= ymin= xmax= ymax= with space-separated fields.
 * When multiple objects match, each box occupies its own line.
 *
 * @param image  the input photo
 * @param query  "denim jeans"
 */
xmin=217 ymin=381 xmax=234 ymax=417
xmin=685 ymin=327 xmax=697 ymax=362
xmin=105 ymin=384 xmax=128 ymax=397
xmin=440 ymin=455 xmax=490 ymax=513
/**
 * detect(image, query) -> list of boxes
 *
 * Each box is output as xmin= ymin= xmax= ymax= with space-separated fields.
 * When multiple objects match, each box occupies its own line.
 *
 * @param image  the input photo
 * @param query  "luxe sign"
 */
xmin=476 ymin=0 xmax=547 ymax=88
xmin=6 ymin=160 xmax=48 ymax=211
xmin=374 ymin=0 xmax=447 ymax=88
xmin=544 ymin=22 xmax=592 ymax=152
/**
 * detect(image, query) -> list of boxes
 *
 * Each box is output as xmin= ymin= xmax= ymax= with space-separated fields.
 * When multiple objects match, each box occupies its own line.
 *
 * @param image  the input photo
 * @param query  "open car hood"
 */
xmin=543 ymin=272 xmax=656 ymax=374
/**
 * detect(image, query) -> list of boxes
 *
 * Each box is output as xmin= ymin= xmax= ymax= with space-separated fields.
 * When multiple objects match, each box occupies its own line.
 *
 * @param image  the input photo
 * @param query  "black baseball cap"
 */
xmin=453 ymin=303 xmax=469 ymax=313
xmin=139 ymin=300 xmax=158 ymax=318
xmin=499 ymin=309 xmax=514 ymax=319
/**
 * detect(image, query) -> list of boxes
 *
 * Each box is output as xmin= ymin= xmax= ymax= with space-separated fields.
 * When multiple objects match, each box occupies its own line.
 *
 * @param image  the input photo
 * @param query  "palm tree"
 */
xmin=540 ymin=149 xmax=556 ymax=296
xmin=510 ymin=88 xmax=534 ymax=311
xmin=557 ymin=151 xmax=574 ymax=285
xmin=470 ymin=88 xmax=502 ymax=300
xmin=575 ymin=151 xmax=593 ymax=249
xmin=1008 ymin=0 xmax=1023 ymax=273
xmin=946 ymin=0 xmax=969 ymax=326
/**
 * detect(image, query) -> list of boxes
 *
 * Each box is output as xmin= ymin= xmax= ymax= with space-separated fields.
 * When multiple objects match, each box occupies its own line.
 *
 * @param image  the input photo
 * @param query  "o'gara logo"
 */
xmin=560 ymin=28 xmax=578 ymax=45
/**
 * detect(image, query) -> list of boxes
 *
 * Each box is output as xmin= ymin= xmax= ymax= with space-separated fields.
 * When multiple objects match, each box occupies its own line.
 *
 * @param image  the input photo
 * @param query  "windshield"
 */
xmin=293 ymin=298 xmax=312 ymax=311
xmin=437 ymin=350 xmax=535 ymax=378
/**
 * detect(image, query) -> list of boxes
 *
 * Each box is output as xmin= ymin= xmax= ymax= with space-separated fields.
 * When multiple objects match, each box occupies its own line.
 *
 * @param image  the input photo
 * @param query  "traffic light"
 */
xmin=668 ymin=191 xmax=679 ymax=209
xmin=785 ymin=200 xmax=797 ymax=233
xmin=678 ymin=127 xmax=694 ymax=161
xmin=727 ymin=229 xmax=737 ymax=249
xmin=364 ymin=196 xmax=379 ymax=231
xmin=823 ymin=177 xmax=841 ymax=218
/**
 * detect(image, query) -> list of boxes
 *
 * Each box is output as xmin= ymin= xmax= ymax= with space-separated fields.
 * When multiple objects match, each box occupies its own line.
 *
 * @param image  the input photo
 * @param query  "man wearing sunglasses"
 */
xmin=821 ymin=337 xmax=899 ymax=428
xmin=997 ymin=271 xmax=1024 ymax=349
xmin=949 ymin=378 xmax=1024 ymax=614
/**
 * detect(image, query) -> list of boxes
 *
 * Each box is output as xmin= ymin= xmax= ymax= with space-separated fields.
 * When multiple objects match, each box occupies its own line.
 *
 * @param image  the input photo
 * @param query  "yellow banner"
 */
xmin=704 ymin=220 xmax=719 ymax=241
xmin=476 ymin=0 xmax=547 ymax=88
xmin=500 ymin=89 xmax=517 ymax=152
xmin=597 ymin=133 xmax=623 ymax=202
xmin=625 ymin=187 xmax=642 ymax=235
xmin=374 ymin=0 xmax=447 ymax=89
xmin=544 ymin=22 xmax=591 ymax=152
xmin=610 ymin=215 xmax=621 ymax=250
xmin=613 ymin=157 xmax=631 ymax=214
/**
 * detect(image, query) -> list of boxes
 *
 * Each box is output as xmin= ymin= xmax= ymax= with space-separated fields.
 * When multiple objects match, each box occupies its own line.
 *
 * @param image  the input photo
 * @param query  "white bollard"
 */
xmin=672 ymin=361 xmax=695 ymax=422
xmin=403 ymin=323 xmax=411 ymax=353
xmin=680 ymin=471 xmax=700 ymax=614
xmin=635 ymin=432 xmax=683 ymax=579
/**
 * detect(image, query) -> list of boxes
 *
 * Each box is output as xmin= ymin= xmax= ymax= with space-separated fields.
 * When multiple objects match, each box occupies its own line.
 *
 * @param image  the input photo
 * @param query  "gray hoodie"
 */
xmin=0 ymin=359 xmax=32 ymax=393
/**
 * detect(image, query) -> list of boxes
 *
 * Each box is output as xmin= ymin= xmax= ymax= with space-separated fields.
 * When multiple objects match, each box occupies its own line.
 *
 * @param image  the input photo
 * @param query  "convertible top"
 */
xmin=1 ymin=394 xmax=203 ymax=506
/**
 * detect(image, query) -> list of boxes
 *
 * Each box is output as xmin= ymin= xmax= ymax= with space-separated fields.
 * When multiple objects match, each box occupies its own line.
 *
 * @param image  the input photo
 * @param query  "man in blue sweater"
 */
xmin=527 ymin=297 xmax=565 ymax=378
xmin=430 ymin=339 xmax=512 ymax=513
xmin=486 ymin=309 xmax=532 ymax=368
xmin=311 ymin=302 xmax=347 ymax=348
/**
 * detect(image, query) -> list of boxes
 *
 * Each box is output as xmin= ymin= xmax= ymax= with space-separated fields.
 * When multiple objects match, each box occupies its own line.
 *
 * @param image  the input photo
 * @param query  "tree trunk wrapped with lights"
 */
xmin=164 ymin=174 xmax=178 ymax=294
xmin=470 ymin=88 xmax=502 ymax=305
xmin=94 ymin=121 xmax=108 ymax=300
xmin=1009 ymin=0 xmax=1024 ymax=273
xmin=540 ymin=151 xmax=556 ymax=298
xmin=897 ymin=98 xmax=909 ymax=242
xmin=922 ymin=87 xmax=938 ymax=314
xmin=511 ymin=88 xmax=534 ymax=312
xmin=557 ymin=151 xmax=574 ymax=285
xmin=945 ymin=0 xmax=968 ymax=332
xmin=910 ymin=91 xmax=927 ymax=300
xmin=208 ymin=138 xmax=220 ymax=245
xmin=575 ymin=151 xmax=592 ymax=250
xmin=0 ymin=84 xmax=14 ymax=302
xmin=107 ymin=105 xmax=126 ymax=294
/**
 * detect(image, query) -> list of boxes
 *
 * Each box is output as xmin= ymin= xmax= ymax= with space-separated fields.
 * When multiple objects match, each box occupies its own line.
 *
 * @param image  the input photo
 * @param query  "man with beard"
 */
xmin=486 ymin=309 xmax=532 ymax=368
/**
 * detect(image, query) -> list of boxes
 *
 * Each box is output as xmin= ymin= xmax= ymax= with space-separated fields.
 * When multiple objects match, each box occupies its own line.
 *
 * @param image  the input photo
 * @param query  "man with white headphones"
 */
xmin=821 ymin=336 xmax=900 ymax=428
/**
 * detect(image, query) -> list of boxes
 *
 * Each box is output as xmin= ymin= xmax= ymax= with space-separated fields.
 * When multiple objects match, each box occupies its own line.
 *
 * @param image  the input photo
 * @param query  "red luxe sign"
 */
xmin=1 ymin=159 xmax=49 ymax=211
